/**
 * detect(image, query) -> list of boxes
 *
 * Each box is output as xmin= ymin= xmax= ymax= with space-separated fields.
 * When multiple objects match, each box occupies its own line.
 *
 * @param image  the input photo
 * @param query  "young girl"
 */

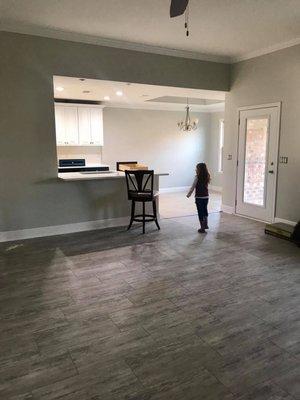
xmin=187 ymin=163 xmax=210 ymax=233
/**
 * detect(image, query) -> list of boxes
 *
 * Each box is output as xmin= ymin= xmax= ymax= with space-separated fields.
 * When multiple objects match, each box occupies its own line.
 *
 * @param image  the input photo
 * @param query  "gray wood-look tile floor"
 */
xmin=0 ymin=213 xmax=299 ymax=400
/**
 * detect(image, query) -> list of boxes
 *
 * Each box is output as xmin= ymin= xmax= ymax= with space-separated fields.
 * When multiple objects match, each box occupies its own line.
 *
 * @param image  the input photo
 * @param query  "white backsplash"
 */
xmin=57 ymin=146 xmax=102 ymax=165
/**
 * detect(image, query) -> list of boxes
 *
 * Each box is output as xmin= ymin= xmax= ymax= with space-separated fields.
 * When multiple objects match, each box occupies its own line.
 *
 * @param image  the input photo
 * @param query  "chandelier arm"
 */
xmin=177 ymin=99 xmax=198 ymax=131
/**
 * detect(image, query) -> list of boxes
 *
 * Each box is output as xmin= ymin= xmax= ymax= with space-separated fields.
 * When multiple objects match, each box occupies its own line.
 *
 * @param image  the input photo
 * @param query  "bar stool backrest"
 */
xmin=125 ymin=170 xmax=154 ymax=200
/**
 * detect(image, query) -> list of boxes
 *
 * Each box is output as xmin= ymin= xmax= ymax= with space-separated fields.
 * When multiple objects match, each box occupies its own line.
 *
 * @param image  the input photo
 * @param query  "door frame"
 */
xmin=234 ymin=102 xmax=282 ymax=223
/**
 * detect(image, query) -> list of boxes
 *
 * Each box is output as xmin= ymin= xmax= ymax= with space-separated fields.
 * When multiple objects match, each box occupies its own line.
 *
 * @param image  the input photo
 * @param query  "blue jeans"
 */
xmin=195 ymin=198 xmax=209 ymax=221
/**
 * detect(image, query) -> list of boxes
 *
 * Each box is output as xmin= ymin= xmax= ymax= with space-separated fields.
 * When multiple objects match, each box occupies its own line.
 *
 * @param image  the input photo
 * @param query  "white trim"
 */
xmin=238 ymin=102 xmax=281 ymax=111
xmin=220 ymin=207 xmax=297 ymax=226
xmin=232 ymin=37 xmax=300 ymax=63
xmin=221 ymin=204 xmax=234 ymax=214
xmin=55 ymin=102 xmax=105 ymax=109
xmin=2 ymin=24 xmax=300 ymax=65
xmin=159 ymin=186 xmax=189 ymax=193
xmin=235 ymin=213 xmax=268 ymax=224
xmin=0 ymin=216 xmax=129 ymax=243
xmin=274 ymin=218 xmax=297 ymax=227
xmin=104 ymin=102 xmax=225 ymax=113
xmin=159 ymin=185 xmax=222 ymax=194
xmin=235 ymin=102 xmax=282 ymax=223
xmin=218 ymin=118 xmax=225 ymax=173
xmin=1 ymin=24 xmax=230 ymax=64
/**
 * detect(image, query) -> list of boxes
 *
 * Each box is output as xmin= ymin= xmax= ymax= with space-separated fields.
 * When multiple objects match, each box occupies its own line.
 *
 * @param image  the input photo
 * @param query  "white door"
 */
xmin=78 ymin=107 xmax=92 ymax=145
xmin=64 ymin=107 xmax=79 ymax=145
xmin=90 ymin=108 xmax=103 ymax=145
xmin=236 ymin=105 xmax=280 ymax=222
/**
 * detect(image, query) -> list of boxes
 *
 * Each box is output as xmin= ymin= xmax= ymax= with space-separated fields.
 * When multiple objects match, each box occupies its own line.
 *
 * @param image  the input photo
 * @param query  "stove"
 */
xmin=58 ymin=159 xmax=110 ymax=173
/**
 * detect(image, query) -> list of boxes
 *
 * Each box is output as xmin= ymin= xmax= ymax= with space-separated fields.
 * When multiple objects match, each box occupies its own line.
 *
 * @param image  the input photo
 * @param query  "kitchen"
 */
xmin=53 ymin=76 xmax=224 ymax=225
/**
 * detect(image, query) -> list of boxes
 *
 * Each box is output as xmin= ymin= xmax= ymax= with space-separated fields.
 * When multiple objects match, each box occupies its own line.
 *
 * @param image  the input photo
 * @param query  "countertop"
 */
xmin=58 ymin=171 xmax=169 ymax=181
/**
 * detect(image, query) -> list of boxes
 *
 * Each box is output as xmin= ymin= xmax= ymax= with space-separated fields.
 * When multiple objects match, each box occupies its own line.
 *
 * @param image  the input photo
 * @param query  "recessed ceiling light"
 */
xmin=104 ymin=96 xmax=110 ymax=101
xmin=82 ymin=90 xmax=91 ymax=94
xmin=56 ymin=86 xmax=64 ymax=92
xmin=116 ymin=91 xmax=123 ymax=96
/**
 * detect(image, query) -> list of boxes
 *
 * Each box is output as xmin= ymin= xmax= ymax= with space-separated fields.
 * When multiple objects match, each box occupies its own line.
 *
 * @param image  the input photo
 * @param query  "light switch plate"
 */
xmin=279 ymin=156 xmax=288 ymax=164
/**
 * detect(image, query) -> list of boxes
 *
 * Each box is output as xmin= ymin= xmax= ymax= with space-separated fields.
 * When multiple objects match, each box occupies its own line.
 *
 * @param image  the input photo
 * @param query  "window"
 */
xmin=218 ymin=119 xmax=224 ymax=172
xmin=243 ymin=117 xmax=269 ymax=206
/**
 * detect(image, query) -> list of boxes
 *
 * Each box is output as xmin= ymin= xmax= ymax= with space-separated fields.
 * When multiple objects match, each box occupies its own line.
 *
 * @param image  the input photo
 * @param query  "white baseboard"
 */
xmin=0 ymin=216 xmax=129 ymax=243
xmin=274 ymin=218 xmax=297 ymax=226
xmin=159 ymin=185 xmax=222 ymax=194
xmin=221 ymin=204 xmax=234 ymax=214
xmin=159 ymin=186 xmax=189 ymax=193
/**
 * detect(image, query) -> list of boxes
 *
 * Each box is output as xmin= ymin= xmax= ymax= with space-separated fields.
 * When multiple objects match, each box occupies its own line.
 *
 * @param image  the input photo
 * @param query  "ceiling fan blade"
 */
xmin=170 ymin=0 xmax=189 ymax=18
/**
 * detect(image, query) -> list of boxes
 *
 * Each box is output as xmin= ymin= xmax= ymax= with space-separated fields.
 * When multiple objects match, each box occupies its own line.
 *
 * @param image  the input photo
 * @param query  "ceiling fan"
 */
xmin=170 ymin=0 xmax=189 ymax=17
xmin=170 ymin=0 xmax=190 ymax=36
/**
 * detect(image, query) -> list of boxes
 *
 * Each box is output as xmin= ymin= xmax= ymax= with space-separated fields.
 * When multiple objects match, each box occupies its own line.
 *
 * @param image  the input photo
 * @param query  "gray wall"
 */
xmin=0 ymin=31 xmax=229 ymax=232
xmin=206 ymin=112 xmax=224 ymax=188
xmin=223 ymin=44 xmax=300 ymax=222
xmin=102 ymin=108 xmax=210 ymax=188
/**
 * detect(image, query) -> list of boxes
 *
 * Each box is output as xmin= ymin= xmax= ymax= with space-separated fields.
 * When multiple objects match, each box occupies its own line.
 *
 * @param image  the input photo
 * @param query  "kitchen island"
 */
xmin=56 ymin=170 xmax=169 ymax=230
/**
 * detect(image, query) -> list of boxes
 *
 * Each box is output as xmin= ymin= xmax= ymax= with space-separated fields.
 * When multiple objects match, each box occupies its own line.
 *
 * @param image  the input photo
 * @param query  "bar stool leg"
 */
xmin=153 ymin=199 xmax=160 ymax=230
xmin=142 ymin=202 xmax=146 ymax=234
xmin=127 ymin=200 xmax=135 ymax=230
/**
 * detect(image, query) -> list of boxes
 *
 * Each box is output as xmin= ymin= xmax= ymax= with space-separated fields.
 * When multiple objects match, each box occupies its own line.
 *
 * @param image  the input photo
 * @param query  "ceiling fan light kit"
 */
xmin=170 ymin=0 xmax=190 ymax=36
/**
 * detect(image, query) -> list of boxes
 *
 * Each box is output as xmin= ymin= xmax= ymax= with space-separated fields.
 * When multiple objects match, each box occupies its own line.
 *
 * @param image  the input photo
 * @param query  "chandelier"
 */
xmin=178 ymin=99 xmax=198 ymax=131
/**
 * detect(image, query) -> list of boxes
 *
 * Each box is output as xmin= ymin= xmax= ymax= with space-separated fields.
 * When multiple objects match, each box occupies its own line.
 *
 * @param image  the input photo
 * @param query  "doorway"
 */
xmin=236 ymin=104 xmax=281 ymax=222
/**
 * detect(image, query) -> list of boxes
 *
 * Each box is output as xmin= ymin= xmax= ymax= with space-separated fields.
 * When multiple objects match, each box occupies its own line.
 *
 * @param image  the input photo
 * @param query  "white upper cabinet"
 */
xmin=64 ymin=107 xmax=79 ymax=145
xmin=78 ymin=107 xmax=91 ymax=145
xmin=78 ymin=107 xmax=103 ymax=146
xmin=55 ymin=105 xmax=78 ymax=145
xmin=54 ymin=104 xmax=104 ymax=146
xmin=90 ymin=108 xmax=103 ymax=145
xmin=54 ymin=105 xmax=65 ymax=145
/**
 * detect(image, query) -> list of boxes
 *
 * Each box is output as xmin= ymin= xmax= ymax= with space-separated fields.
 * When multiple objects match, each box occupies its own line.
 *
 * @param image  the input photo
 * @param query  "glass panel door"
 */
xmin=236 ymin=105 xmax=280 ymax=222
xmin=243 ymin=117 xmax=269 ymax=206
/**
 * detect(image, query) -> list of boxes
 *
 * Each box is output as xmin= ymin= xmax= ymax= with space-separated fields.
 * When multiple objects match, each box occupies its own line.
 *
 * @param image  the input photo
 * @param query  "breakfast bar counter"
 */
xmin=58 ymin=171 xmax=169 ymax=181
xmin=56 ymin=167 xmax=169 ymax=222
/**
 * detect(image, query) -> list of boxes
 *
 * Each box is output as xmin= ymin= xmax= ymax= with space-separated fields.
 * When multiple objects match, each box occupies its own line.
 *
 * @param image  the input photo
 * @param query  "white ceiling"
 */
xmin=53 ymin=76 xmax=225 ymax=112
xmin=1 ymin=0 xmax=300 ymax=63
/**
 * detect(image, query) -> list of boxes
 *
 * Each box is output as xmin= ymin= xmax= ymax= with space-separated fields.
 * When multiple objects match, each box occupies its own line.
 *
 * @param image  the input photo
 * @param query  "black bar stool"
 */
xmin=125 ymin=170 xmax=160 ymax=234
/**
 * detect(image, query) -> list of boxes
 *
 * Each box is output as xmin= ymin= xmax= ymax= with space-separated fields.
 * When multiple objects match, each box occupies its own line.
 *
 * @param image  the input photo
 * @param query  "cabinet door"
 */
xmin=64 ymin=107 xmax=79 ymax=145
xmin=90 ymin=108 xmax=103 ymax=145
xmin=54 ymin=105 xmax=66 ymax=145
xmin=78 ymin=107 xmax=91 ymax=145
